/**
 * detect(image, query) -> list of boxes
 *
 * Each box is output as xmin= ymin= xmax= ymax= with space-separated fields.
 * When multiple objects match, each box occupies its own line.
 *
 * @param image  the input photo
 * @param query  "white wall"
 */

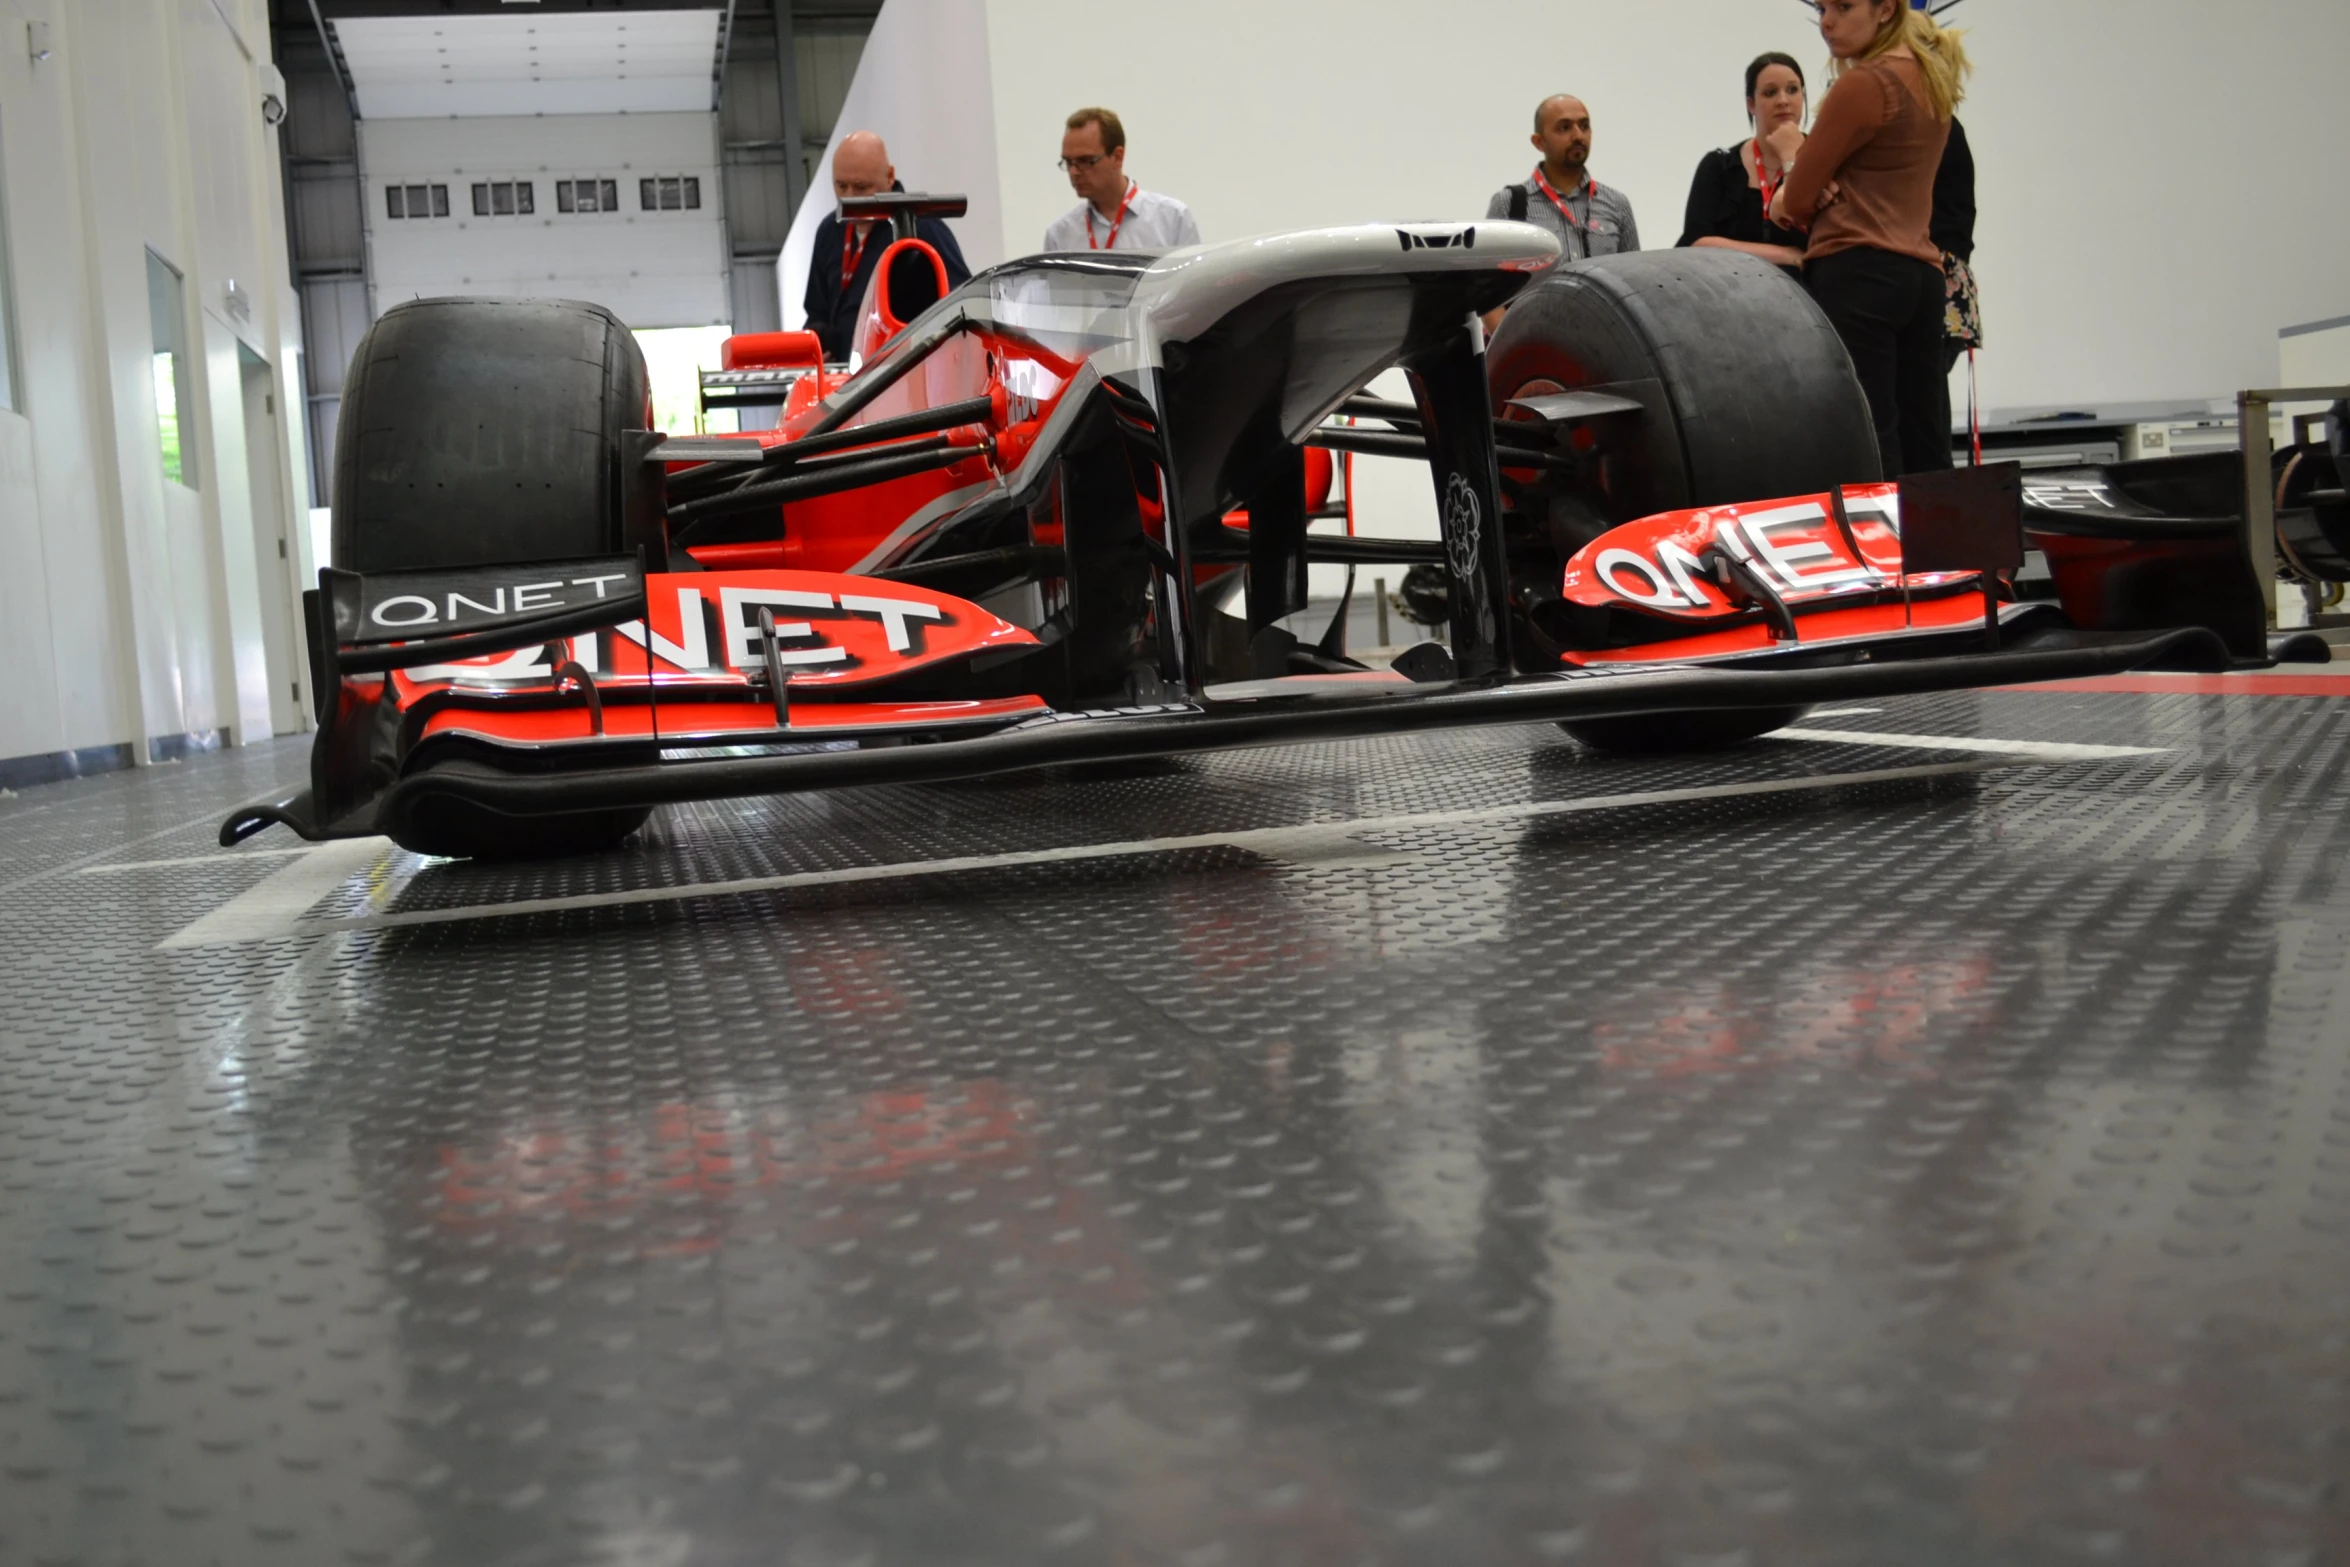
xmin=1961 ymin=0 xmax=2350 ymax=413
xmin=2281 ymin=319 xmax=2350 ymax=390
xmin=364 ymin=113 xmax=728 ymax=328
xmin=0 ymin=0 xmax=308 ymax=769
xmin=971 ymin=0 xmax=2348 ymax=416
xmin=779 ymin=0 xmax=1003 ymax=331
xmin=985 ymin=0 xmax=1763 ymax=260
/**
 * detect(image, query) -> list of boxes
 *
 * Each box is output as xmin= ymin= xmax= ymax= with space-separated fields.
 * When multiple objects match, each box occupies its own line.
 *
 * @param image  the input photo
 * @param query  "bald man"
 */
xmin=803 ymin=130 xmax=971 ymax=361
xmin=1486 ymin=94 xmax=1640 ymax=268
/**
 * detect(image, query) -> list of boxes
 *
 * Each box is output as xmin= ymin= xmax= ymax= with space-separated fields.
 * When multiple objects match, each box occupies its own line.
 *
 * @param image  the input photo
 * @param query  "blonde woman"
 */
xmin=1770 ymin=0 xmax=1971 ymax=476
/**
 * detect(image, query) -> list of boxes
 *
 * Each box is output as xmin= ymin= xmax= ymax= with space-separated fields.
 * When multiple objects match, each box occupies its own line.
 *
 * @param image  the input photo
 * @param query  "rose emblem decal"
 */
xmin=1443 ymin=473 xmax=1482 ymax=580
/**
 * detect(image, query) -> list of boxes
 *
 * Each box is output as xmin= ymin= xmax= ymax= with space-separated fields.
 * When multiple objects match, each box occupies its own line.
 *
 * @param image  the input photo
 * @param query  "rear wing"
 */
xmin=699 ymin=365 xmax=813 ymax=412
xmin=837 ymin=190 xmax=968 ymax=243
xmin=701 ymin=328 xmax=831 ymax=411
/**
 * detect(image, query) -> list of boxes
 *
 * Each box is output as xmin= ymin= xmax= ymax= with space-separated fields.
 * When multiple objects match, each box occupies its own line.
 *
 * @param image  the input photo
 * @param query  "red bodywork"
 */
xmin=400 ymin=569 xmax=1050 ymax=749
xmin=374 ymin=247 xmax=1355 ymax=756
xmin=235 ymin=225 xmax=2253 ymax=861
xmin=1557 ymin=482 xmax=2001 ymax=665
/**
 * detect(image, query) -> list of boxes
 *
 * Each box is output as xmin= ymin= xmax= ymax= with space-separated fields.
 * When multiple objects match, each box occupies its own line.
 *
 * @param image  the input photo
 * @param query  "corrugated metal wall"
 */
xmin=719 ymin=5 xmax=870 ymax=420
xmin=274 ymin=2 xmax=874 ymax=459
xmin=276 ymin=24 xmax=366 ymax=509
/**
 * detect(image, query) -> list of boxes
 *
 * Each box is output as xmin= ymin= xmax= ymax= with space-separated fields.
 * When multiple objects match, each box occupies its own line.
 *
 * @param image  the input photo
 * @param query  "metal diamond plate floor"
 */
xmin=4 ymin=682 xmax=2349 ymax=1567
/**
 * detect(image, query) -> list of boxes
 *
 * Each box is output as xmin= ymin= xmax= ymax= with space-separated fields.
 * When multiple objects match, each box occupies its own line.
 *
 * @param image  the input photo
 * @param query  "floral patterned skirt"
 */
xmin=1942 ymin=252 xmax=1983 ymax=350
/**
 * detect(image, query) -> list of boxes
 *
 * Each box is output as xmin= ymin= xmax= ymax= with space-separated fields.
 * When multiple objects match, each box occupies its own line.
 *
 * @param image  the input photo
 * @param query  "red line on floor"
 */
xmin=1997 ymin=675 xmax=2350 ymax=697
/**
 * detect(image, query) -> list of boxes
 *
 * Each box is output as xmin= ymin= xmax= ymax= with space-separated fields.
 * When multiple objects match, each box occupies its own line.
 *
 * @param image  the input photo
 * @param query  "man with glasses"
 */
xmin=804 ymin=130 xmax=972 ymax=361
xmin=1044 ymin=108 xmax=1200 ymax=253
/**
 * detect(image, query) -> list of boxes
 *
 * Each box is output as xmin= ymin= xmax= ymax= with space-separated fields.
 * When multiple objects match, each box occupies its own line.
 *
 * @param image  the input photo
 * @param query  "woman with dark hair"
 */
xmin=1677 ymin=52 xmax=1811 ymax=274
xmin=1770 ymin=0 xmax=1972 ymax=475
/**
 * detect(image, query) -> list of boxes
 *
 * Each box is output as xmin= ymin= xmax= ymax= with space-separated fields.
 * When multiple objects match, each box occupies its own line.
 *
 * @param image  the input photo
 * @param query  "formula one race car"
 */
xmin=224 ymin=194 xmax=2311 ymax=858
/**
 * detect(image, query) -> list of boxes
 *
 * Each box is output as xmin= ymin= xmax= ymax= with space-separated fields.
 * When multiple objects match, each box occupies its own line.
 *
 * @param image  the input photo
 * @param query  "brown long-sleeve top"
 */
xmin=1779 ymin=53 xmax=1950 ymax=266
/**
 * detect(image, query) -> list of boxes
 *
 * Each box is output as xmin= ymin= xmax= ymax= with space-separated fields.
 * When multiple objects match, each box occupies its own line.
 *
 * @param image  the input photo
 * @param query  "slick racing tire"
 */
xmin=333 ymin=297 xmax=654 ymax=857
xmin=332 ymin=296 xmax=650 ymax=573
xmin=394 ymin=793 xmax=656 ymax=862
xmin=1488 ymin=250 xmax=1873 ymax=753
xmin=1555 ymin=704 xmax=1811 ymax=757
xmin=1487 ymin=248 xmax=1880 ymax=531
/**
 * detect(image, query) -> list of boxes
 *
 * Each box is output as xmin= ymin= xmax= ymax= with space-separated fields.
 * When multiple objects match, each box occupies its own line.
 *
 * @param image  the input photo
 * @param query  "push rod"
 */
xmin=1333 ymin=392 xmax=1598 ymax=451
xmin=1308 ymin=427 xmax=1572 ymax=471
xmin=774 ymin=394 xmax=995 ymax=464
xmin=669 ymin=441 xmax=983 ymax=527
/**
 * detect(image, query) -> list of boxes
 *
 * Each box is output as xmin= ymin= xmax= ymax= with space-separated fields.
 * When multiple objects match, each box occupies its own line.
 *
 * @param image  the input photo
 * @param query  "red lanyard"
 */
xmin=841 ymin=221 xmax=873 ymax=292
xmin=1088 ymin=183 xmax=1140 ymax=250
xmin=1531 ymin=167 xmax=1602 ymax=240
xmin=1751 ymin=140 xmax=1787 ymax=221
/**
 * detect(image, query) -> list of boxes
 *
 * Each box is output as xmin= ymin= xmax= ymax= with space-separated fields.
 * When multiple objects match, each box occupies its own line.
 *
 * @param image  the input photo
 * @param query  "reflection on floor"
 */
xmin=2 ymin=678 xmax=2347 ymax=1567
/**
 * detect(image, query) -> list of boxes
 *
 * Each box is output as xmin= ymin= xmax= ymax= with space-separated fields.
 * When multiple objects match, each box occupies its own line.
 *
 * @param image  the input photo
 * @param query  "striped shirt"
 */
xmin=1043 ymin=186 xmax=1201 ymax=253
xmin=1485 ymin=169 xmax=1641 ymax=265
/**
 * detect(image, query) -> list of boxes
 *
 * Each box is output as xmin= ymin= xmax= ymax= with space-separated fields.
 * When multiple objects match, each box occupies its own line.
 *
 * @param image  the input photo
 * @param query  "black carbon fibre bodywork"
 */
xmin=224 ymin=235 xmax=2299 ymax=856
xmin=222 ymin=624 xmax=2231 ymax=848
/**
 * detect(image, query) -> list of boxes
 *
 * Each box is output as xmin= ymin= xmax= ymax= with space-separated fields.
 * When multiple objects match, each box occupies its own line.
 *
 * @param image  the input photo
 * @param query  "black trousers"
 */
xmin=1805 ymin=247 xmax=1953 ymax=476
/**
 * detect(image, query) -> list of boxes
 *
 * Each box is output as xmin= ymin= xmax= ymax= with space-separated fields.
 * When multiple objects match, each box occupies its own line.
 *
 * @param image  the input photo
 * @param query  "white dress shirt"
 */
xmin=1043 ymin=184 xmax=1201 ymax=253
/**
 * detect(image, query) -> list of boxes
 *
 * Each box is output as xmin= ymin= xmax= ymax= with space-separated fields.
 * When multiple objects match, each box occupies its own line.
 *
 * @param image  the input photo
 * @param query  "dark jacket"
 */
xmin=1676 ymin=144 xmax=1808 ymax=272
xmin=1930 ymin=117 xmax=1976 ymax=262
xmin=802 ymin=183 xmax=972 ymax=361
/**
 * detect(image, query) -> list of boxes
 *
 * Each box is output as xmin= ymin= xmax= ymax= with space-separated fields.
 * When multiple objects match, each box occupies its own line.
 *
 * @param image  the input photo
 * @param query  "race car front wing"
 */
xmin=223 ymin=548 xmax=2229 ymax=851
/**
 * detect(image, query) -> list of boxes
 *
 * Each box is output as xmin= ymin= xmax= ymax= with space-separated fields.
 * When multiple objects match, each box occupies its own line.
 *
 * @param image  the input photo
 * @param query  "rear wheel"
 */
xmin=332 ymin=297 xmax=655 ymax=856
xmin=1486 ymin=251 xmax=1877 ymax=752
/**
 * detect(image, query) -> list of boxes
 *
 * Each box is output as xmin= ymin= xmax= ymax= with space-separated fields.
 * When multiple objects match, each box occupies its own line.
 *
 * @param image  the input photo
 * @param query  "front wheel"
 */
xmin=390 ymin=796 xmax=654 ymax=860
xmin=328 ymin=297 xmax=656 ymax=858
xmin=332 ymin=296 xmax=650 ymax=573
xmin=1558 ymin=705 xmax=1811 ymax=755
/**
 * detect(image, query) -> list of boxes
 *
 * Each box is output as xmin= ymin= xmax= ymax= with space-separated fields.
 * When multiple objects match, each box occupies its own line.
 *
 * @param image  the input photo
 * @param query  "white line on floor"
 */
xmin=1805 ymin=707 xmax=1884 ymax=717
xmin=158 ymin=837 xmax=394 ymax=950
xmin=83 ymin=848 xmax=314 ymax=874
xmin=1772 ymin=728 xmax=2167 ymax=761
xmin=0 ymin=800 xmax=304 ymax=899
xmin=294 ymin=759 xmax=2020 ymax=939
xmin=154 ymin=726 xmax=2178 ymax=949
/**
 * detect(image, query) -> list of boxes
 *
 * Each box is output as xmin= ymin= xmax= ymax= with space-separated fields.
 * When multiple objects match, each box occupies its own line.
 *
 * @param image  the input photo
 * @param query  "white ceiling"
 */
xmin=334 ymin=11 xmax=724 ymax=120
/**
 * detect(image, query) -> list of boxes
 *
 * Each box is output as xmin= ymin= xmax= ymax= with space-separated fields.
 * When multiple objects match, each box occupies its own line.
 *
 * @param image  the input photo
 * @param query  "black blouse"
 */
xmin=1676 ymin=144 xmax=1807 ymax=265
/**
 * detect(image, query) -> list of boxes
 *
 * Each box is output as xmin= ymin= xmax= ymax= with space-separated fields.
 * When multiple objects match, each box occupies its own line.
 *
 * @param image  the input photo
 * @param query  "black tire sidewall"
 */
xmin=1489 ymin=251 xmax=1882 ymax=528
xmin=332 ymin=297 xmax=650 ymax=574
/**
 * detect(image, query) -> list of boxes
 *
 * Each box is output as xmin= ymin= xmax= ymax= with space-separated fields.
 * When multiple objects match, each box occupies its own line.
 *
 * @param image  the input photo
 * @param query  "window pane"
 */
xmin=431 ymin=184 xmax=449 ymax=217
xmin=145 ymin=249 xmax=196 ymax=488
xmin=600 ymin=180 xmax=618 ymax=212
xmin=556 ymin=180 xmax=576 ymax=214
xmin=640 ymin=178 xmax=657 ymax=211
xmin=404 ymin=184 xmax=424 ymax=216
xmin=683 ymin=177 xmax=700 ymax=210
xmin=386 ymin=184 xmax=405 ymax=220
xmin=491 ymin=183 xmax=514 ymax=216
xmin=517 ymin=182 xmax=534 ymax=215
xmin=473 ymin=183 xmax=490 ymax=217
